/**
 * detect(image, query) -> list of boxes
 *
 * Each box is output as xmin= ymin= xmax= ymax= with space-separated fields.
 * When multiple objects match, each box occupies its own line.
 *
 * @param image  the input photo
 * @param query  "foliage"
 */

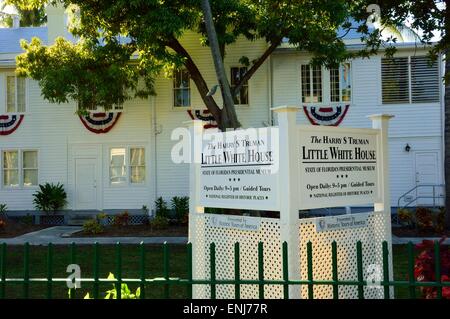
xmin=83 ymin=273 xmax=140 ymax=299
xmin=155 ymin=197 xmax=169 ymax=218
xmin=414 ymin=238 xmax=450 ymax=299
xmin=149 ymin=215 xmax=169 ymax=230
xmin=83 ymin=219 xmax=104 ymax=235
xmin=171 ymin=196 xmax=189 ymax=222
xmin=436 ymin=208 xmax=446 ymax=234
xmin=0 ymin=2 xmax=46 ymax=27
xmin=415 ymin=207 xmax=434 ymax=232
xmin=205 ymin=207 xmax=225 ymax=214
xmin=20 ymin=214 xmax=33 ymax=226
xmin=96 ymin=212 xmax=107 ymax=220
xmin=0 ymin=204 xmax=7 ymax=220
xmin=32 ymin=183 xmax=67 ymax=214
xmin=113 ymin=211 xmax=130 ymax=227
xmin=8 ymin=0 xmax=389 ymax=128
xmin=397 ymin=208 xmax=414 ymax=228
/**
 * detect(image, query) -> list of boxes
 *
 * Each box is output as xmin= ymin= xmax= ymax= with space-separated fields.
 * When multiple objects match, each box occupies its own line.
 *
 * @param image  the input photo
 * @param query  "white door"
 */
xmin=75 ymin=158 xmax=98 ymax=209
xmin=415 ymin=152 xmax=442 ymax=206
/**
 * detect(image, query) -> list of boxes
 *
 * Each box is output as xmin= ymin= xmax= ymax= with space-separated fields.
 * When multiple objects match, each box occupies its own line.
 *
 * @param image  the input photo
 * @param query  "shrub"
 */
xmin=397 ymin=208 xmax=414 ymax=228
xmin=96 ymin=212 xmax=109 ymax=226
xmin=113 ymin=211 xmax=130 ymax=227
xmin=84 ymin=273 xmax=140 ymax=299
xmin=20 ymin=214 xmax=33 ymax=225
xmin=150 ymin=215 xmax=169 ymax=230
xmin=83 ymin=219 xmax=104 ymax=235
xmin=33 ymin=183 xmax=67 ymax=214
xmin=435 ymin=207 xmax=446 ymax=234
xmin=414 ymin=238 xmax=450 ymax=299
xmin=0 ymin=203 xmax=7 ymax=216
xmin=172 ymin=196 xmax=189 ymax=222
xmin=415 ymin=207 xmax=433 ymax=232
xmin=155 ymin=197 xmax=169 ymax=218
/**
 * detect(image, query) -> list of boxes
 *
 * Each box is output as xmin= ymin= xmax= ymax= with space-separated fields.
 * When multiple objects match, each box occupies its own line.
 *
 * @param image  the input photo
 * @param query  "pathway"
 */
xmin=0 ymin=226 xmax=189 ymax=245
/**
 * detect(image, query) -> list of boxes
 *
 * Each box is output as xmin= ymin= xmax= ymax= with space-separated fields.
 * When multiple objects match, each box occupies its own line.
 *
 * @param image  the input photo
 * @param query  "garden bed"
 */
xmin=71 ymin=224 xmax=188 ymax=237
xmin=392 ymin=228 xmax=450 ymax=238
xmin=0 ymin=219 xmax=51 ymax=238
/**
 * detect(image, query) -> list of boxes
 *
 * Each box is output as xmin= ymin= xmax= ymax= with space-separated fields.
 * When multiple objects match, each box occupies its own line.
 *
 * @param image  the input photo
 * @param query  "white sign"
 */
xmin=298 ymin=126 xmax=380 ymax=209
xmin=199 ymin=128 xmax=279 ymax=210
xmin=315 ymin=213 xmax=370 ymax=232
xmin=208 ymin=215 xmax=261 ymax=231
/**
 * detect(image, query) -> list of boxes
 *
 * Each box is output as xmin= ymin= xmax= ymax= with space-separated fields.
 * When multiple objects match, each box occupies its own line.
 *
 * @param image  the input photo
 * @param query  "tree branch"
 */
xmin=166 ymin=37 xmax=222 ymax=124
xmin=231 ymin=37 xmax=282 ymax=97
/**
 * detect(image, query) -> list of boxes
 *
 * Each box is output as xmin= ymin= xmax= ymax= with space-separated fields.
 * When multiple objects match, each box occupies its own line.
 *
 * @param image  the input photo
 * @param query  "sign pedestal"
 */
xmin=187 ymin=106 xmax=394 ymax=299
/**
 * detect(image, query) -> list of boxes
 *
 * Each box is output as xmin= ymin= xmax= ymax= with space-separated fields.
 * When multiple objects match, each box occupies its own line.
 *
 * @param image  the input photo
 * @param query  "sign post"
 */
xmin=272 ymin=106 xmax=301 ymax=298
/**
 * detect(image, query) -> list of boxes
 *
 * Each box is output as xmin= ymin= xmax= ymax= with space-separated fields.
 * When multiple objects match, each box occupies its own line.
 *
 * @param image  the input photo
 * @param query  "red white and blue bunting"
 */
xmin=187 ymin=109 xmax=218 ymax=129
xmin=0 ymin=114 xmax=24 ymax=136
xmin=79 ymin=112 xmax=122 ymax=134
xmin=303 ymin=105 xmax=350 ymax=126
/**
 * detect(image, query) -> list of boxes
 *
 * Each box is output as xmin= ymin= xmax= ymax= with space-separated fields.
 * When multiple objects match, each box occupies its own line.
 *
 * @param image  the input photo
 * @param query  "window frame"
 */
xmin=230 ymin=66 xmax=250 ymax=106
xmin=108 ymin=146 xmax=147 ymax=187
xmin=300 ymin=63 xmax=352 ymax=105
xmin=1 ymin=149 xmax=39 ymax=189
xmin=4 ymin=73 xmax=27 ymax=114
xmin=381 ymin=55 xmax=440 ymax=105
xmin=172 ymin=68 xmax=191 ymax=109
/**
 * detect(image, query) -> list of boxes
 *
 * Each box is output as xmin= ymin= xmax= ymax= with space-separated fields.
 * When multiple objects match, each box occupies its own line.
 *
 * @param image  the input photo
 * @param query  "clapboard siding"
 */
xmin=0 ymin=75 xmax=154 ymax=211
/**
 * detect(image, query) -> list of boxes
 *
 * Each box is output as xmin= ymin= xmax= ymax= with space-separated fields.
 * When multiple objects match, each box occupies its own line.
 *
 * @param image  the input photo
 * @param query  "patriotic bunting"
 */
xmin=187 ymin=109 xmax=218 ymax=129
xmin=0 ymin=114 xmax=24 ymax=136
xmin=79 ymin=112 xmax=122 ymax=134
xmin=303 ymin=105 xmax=350 ymax=126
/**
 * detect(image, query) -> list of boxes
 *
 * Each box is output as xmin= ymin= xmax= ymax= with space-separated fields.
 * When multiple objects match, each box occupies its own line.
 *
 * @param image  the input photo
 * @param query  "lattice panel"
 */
xmin=107 ymin=214 xmax=148 ymax=225
xmin=40 ymin=215 xmax=64 ymax=225
xmin=191 ymin=214 xmax=284 ymax=299
xmin=298 ymin=211 xmax=391 ymax=299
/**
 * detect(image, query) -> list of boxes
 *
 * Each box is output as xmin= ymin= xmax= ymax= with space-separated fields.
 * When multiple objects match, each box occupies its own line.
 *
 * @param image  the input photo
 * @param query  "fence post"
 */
xmin=272 ymin=106 xmax=300 ymax=299
xmin=187 ymin=120 xmax=204 ymax=298
xmin=368 ymin=114 xmax=394 ymax=298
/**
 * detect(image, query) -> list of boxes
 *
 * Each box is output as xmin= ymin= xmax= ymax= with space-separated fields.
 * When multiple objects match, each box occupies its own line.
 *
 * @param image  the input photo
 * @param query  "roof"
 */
xmin=0 ymin=27 xmax=48 ymax=53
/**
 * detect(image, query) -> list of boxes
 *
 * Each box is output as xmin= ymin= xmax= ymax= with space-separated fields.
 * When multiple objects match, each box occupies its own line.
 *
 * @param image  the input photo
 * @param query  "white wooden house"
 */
xmin=0 ymin=6 xmax=444 ymax=220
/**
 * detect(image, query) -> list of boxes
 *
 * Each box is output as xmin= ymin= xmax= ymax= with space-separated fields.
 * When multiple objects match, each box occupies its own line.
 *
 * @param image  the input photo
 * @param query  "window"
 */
xmin=3 ymin=151 xmax=19 ymax=187
xmin=382 ymin=56 xmax=440 ymax=104
xmin=301 ymin=65 xmax=322 ymax=103
xmin=130 ymin=148 xmax=145 ymax=184
xmin=173 ymin=69 xmax=191 ymax=107
xmin=110 ymin=147 xmax=146 ymax=185
xmin=110 ymin=148 xmax=127 ymax=185
xmin=2 ymin=150 xmax=38 ymax=188
xmin=6 ymin=75 xmax=26 ymax=113
xmin=231 ymin=67 xmax=248 ymax=105
xmin=330 ymin=63 xmax=352 ymax=103
xmin=23 ymin=151 xmax=38 ymax=187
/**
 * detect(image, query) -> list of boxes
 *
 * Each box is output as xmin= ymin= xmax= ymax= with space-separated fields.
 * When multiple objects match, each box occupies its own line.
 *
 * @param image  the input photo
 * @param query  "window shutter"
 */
xmin=411 ymin=56 xmax=440 ymax=103
xmin=381 ymin=57 xmax=409 ymax=104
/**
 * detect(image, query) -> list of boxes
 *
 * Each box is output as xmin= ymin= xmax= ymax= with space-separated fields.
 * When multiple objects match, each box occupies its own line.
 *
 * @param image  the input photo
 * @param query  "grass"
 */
xmin=0 ymin=244 xmax=425 ymax=299
xmin=0 ymin=244 xmax=189 ymax=299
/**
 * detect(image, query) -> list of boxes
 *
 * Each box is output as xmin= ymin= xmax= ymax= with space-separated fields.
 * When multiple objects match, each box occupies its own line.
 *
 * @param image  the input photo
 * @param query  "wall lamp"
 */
xmin=404 ymin=143 xmax=411 ymax=152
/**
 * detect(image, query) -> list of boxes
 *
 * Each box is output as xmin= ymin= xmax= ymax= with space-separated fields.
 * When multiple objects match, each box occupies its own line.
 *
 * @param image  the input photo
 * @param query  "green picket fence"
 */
xmin=0 ymin=241 xmax=448 ymax=299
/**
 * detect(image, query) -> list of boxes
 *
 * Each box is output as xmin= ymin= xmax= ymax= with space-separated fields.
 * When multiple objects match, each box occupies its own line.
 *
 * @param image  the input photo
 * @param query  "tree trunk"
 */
xmin=200 ymin=0 xmax=240 ymax=130
xmin=445 ymin=0 xmax=450 ymax=229
xmin=445 ymin=52 xmax=450 ymax=229
xmin=167 ymin=38 xmax=222 ymax=125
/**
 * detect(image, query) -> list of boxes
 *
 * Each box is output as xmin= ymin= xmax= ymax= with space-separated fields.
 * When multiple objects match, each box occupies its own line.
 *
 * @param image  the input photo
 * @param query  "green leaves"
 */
xmin=32 ymin=182 xmax=67 ymax=214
